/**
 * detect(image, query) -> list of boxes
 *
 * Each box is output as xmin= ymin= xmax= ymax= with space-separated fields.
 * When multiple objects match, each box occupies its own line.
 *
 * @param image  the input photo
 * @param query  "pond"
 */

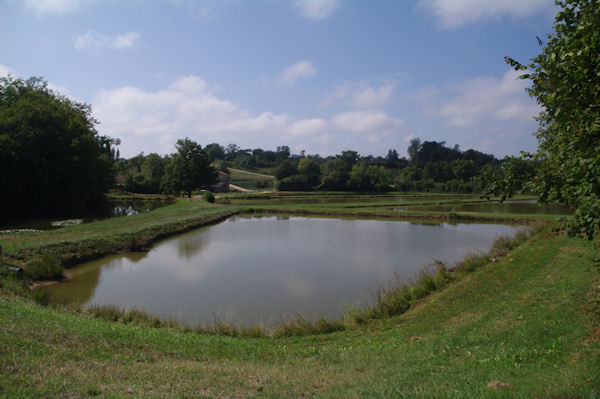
xmin=399 ymin=200 xmax=571 ymax=215
xmin=42 ymin=215 xmax=522 ymax=327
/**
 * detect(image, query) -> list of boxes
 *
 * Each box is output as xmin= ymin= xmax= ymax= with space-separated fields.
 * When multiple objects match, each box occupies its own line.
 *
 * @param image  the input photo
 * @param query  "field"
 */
xmin=1 ymin=194 xmax=598 ymax=398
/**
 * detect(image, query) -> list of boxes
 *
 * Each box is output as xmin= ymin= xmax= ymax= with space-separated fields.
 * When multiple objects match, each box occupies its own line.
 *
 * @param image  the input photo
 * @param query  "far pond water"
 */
xmin=43 ymin=216 xmax=522 ymax=327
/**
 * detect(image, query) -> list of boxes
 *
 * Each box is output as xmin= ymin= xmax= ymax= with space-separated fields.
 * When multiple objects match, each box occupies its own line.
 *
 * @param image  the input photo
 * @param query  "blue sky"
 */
xmin=1 ymin=0 xmax=557 ymax=159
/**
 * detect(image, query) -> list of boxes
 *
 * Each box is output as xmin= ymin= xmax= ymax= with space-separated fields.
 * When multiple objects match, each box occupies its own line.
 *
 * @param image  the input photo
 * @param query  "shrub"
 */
xmin=276 ymin=174 xmax=311 ymax=191
xmin=23 ymin=254 xmax=63 ymax=280
xmin=202 ymin=191 xmax=215 ymax=203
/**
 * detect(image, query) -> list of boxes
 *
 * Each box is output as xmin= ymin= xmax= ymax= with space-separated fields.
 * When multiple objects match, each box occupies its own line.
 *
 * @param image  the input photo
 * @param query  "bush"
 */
xmin=202 ymin=191 xmax=215 ymax=203
xmin=276 ymin=174 xmax=311 ymax=191
xmin=23 ymin=255 xmax=63 ymax=280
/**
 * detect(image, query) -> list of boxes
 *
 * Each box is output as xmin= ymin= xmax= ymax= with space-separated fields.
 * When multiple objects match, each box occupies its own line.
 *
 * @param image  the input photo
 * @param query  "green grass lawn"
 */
xmin=0 ymin=195 xmax=597 ymax=397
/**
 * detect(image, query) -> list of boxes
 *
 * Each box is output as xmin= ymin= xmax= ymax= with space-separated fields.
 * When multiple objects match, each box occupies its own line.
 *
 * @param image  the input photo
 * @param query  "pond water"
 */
xmin=43 ymin=216 xmax=522 ymax=327
xmin=399 ymin=200 xmax=571 ymax=215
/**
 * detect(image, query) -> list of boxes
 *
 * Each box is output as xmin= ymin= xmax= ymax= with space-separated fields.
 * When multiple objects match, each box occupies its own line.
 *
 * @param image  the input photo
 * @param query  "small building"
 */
xmin=209 ymin=171 xmax=230 ymax=192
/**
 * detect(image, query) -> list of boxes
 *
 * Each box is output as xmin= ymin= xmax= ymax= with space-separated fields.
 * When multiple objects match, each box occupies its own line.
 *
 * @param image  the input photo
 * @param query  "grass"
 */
xmin=22 ymin=254 xmax=63 ymax=280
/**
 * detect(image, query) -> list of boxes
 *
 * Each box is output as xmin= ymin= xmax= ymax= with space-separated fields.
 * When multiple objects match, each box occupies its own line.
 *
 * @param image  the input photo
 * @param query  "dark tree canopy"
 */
xmin=505 ymin=0 xmax=600 ymax=238
xmin=0 ymin=76 xmax=118 ymax=217
xmin=162 ymin=137 xmax=216 ymax=198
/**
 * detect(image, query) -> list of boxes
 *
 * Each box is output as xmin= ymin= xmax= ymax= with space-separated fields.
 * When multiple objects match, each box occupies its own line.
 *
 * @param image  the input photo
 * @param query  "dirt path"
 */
xmin=228 ymin=183 xmax=254 ymax=192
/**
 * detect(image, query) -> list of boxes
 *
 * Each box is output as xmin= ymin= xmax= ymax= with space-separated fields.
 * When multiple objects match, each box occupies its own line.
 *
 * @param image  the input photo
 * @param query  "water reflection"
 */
xmin=43 ymin=216 xmax=521 ymax=327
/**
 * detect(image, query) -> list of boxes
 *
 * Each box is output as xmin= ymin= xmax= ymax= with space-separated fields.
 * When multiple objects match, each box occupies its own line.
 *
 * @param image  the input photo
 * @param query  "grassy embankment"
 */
xmin=1 ymin=216 xmax=598 ymax=397
xmin=0 ymin=199 xmax=247 ymax=278
xmin=224 ymin=192 xmax=560 ymax=225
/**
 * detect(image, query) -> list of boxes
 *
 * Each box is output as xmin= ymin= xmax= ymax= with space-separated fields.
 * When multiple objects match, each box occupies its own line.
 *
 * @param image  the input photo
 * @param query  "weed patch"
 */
xmin=23 ymin=254 xmax=63 ymax=280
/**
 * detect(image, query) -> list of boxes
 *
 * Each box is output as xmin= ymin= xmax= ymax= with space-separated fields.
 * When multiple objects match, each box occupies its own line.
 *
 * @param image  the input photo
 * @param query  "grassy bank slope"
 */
xmin=1 ymin=199 xmax=245 ymax=268
xmin=1 ymin=230 xmax=598 ymax=398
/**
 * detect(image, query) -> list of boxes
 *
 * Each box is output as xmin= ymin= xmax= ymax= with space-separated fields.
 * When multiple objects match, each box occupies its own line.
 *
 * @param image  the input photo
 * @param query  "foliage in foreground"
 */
xmin=503 ymin=0 xmax=600 ymax=238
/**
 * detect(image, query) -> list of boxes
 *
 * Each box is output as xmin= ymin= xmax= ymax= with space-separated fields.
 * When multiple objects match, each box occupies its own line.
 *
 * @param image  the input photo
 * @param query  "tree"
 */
xmin=274 ymin=160 xmax=298 ymax=180
xmin=319 ymin=158 xmax=351 ymax=190
xmin=347 ymin=164 xmax=394 ymax=192
xmin=339 ymin=150 xmax=360 ymax=167
xmin=162 ymin=138 xmax=216 ymax=197
xmin=483 ymin=156 xmax=537 ymax=200
xmin=451 ymin=159 xmax=477 ymax=182
xmin=385 ymin=149 xmax=400 ymax=168
xmin=0 ymin=76 xmax=117 ymax=217
xmin=297 ymin=157 xmax=321 ymax=186
xmin=205 ymin=143 xmax=225 ymax=162
xmin=505 ymin=0 xmax=600 ymax=237
xmin=276 ymin=145 xmax=291 ymax=161
xmin=407 ymin=138 xmax=421 ymax=164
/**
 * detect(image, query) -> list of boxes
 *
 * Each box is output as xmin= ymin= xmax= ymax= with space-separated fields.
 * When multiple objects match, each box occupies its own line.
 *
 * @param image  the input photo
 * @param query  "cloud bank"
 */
xmin=93 ymin=75 xmax=405 ymax=157
xmin=22 ymin=0 xmax=93 ymax=16
xmin=434 ymin=70 xmax=540 ymax=128
xmin=73 ymin=31 xmax=141 ymax=54
xmin=324 ymin=80 xmax=397 ymax=109
xmin=278 ymin=61 xmax=317 ymax=85
xmin=293 ymin=0 xmax=340 ymax=20
xmin=418 ymin=0 xmax=553 ymax=29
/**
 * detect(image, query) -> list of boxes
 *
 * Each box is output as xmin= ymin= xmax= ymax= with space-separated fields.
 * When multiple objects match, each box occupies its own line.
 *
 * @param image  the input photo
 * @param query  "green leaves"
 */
xmin=499 ymin=0 xmax=600 ymax=238
xmin=0 ymin=76 xmax=117 ymax=217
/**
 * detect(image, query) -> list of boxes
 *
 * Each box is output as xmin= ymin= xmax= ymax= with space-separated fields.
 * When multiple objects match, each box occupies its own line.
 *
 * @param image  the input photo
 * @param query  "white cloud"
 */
xmin=418 ymin=0 xmax=554 ymax=29
xmin=288 ymin=118 xmax=328 ymax=137
xmin=0 ymin=64 xmax=13 ymax=77
xmin=93 ymin=75 xmax=410 ymax=157
xmin=434 ymin=70 xmax=540 ymax=128
xmin=279 ymin=61 xmax=316 ymax=85
xmin=93 ymin=75 xmax=301 ymax=157
xmin=23 ymin=0 xmax=93 ymax=16
xmin=73 ymin=30 xmax=141 ymax=54
xmin=293 ymin=0 xmax=340 ymax=20
xmin=113 ymin=32 xmax=141 ymax=49
xmin=324 ymin=80 xmax=397 ymax=109
xmin=331 ymin=110 xmax=404 ymax=137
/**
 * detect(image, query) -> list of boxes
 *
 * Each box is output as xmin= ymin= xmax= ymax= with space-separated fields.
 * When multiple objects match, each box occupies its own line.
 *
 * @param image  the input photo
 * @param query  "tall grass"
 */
xmin=23 ymin=254 xmax=63 ymax=280
xmin=84 ymin=304 xmax=344 ymax=338
xmin=0 ymin=272 xmax=50 ymax=306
